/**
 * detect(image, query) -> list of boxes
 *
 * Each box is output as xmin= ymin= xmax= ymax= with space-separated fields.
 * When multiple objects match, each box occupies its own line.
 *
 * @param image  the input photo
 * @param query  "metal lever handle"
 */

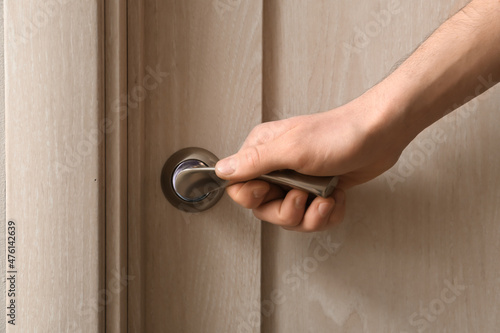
xmin=161 ymin=147 xmax=339 ymax=213
xmin=173 ymin=167 xmax=338 ymax=201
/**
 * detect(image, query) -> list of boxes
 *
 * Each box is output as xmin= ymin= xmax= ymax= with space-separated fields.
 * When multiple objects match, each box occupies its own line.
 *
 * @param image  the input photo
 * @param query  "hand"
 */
xmin=215 ymin=92 xmax=409 ymax=232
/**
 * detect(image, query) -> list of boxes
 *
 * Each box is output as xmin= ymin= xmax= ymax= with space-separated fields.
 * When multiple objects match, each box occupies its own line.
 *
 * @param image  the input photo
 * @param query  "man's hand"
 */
xmin=215 ymin=92 xmax=408 ymax=232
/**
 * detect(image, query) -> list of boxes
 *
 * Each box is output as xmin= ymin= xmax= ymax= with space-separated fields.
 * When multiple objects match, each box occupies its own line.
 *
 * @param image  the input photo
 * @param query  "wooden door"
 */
xmin=126 ymin=1 xmax=262 ymax=332
xmin=6 ymin=0 xmax=500 ymax=332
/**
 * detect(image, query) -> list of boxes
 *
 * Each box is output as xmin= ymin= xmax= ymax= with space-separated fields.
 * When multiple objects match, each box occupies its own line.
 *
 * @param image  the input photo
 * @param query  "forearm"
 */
xmin=371 ymin=0 xmax=500 ymax=142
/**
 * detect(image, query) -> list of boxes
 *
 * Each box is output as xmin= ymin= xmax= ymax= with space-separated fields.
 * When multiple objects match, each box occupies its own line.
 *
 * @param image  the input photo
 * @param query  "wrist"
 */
xmin=358 ymin=78 xmax=419 ymax=151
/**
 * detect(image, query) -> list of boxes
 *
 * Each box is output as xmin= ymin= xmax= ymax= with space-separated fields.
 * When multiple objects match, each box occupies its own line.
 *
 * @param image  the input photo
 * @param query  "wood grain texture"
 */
xmin=105 ymin=0 xmax=128 ymax=332
xmin=127 ymin=0 xmax=146 ymax=330
xmin=5 ymin=0 xmax=105 ymax=332
xmin=0 ymin=0 xmax=6 ymax=331
xmin=262 ymin=0 xmax=500 ymax=332
xmin=127 ymin=1 xmax=262 ymax=332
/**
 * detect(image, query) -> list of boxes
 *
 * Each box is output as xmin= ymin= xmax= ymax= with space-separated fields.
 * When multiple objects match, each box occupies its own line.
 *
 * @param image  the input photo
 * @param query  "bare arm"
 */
xmin=215 ymin=0 xmax=500 ymax=232
xmin=376 ymin=0 xmax=500 ymax=142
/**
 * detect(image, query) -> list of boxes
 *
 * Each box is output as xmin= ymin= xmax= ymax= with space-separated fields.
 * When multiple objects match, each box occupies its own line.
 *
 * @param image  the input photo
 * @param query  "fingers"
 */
xmin=251 ymin=189 xmax=309 ymax=228
xmin=253 ymin=189 xmax=346 ymax=232
xmin=226 ymin=179 xmax=346 ymax=232
xmin=226 ymin=180 xmax=285 ymax=209
xmin=285 ymin=190 xmax=346 ymax=232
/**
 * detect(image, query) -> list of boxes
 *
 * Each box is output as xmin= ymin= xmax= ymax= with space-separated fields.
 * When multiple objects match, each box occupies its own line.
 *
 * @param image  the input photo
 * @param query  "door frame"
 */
xmin=5 ymin=0 xmax=128 ymax=332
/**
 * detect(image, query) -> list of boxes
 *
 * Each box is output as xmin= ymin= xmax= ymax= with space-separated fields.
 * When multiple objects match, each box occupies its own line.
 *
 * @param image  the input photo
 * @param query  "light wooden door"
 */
xmin=6 ymin=0 xmax=500 ymax=332
xmin=126 ymin=0 xmax=262 ymax=332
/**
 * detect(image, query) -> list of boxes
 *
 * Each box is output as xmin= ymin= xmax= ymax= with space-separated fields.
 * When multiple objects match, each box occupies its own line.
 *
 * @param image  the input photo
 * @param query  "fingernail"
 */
xmin=216 ymin=157 xmax=236 ymax=176
xmin=333 ymin=190 xmax=345 ymax=205
xmin=295 ymin=195 xmax=306 ymax=209
xmin=318 ymin=202 xmax=334 ymax=218
xmin=253 ymin=187 xmax=268 ymax=199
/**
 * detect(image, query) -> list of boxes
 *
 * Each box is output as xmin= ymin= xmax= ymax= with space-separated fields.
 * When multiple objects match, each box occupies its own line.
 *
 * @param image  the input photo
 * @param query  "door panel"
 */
xmin=262 ymin=1 xmax=500 ymax=332
xmin=127 ymin=1 xmax=262 ymax=332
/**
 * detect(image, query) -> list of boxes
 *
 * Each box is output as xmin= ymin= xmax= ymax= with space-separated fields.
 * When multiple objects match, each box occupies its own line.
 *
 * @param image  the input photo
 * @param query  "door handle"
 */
xmin=161 ymin=147 xmax=339 ymax=212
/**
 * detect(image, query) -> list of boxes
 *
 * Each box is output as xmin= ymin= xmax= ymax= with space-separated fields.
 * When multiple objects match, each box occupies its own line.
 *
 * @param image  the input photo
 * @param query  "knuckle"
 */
xmin=280 ymin=214 xmax=301 ymax=228
xmin=226 ymin=184 xmax=252 ymax=208
xmin=251 ymin=123 xmax=274 ymax=145
xmin=244 ymin=146 xmax=263 ymax=170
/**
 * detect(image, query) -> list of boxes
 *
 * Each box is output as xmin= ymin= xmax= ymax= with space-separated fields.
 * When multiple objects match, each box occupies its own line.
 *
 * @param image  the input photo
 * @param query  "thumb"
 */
xmin=215 ymin=144 xmax=288 ymax=181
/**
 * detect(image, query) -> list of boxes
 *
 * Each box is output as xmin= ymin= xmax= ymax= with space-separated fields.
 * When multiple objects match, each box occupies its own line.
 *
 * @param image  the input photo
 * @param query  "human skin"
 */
xmin=215 ymin=0 xmax=500 ymax=232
